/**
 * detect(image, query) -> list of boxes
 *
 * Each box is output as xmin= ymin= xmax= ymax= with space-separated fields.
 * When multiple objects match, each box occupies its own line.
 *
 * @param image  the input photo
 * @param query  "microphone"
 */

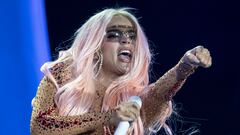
xmin=114 ymin=96 xmax=142 ymax=135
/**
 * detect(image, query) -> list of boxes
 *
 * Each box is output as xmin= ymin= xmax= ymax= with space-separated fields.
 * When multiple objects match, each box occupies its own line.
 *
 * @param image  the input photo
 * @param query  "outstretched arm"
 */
xmin=140 ymin=46 xmax=212 ymax=128
xmin=30 ymin=76 xmax=113 ymax=135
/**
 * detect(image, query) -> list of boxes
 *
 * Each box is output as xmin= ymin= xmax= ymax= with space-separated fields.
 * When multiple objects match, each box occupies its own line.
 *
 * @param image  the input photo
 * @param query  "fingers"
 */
xmin=115 ymin=112 xmax=135 ymax=122
xmin=207 ymin=56 xmax=212 ymax=67
xmin=115 ymin=102 xmax=140 ymax=122
xmin=195 ymin=47 xmax=212 ymax=68
xmin=190 ymin=45 xmax=204 ymax=55
xmin=185 ymin=51 xmax=200 ymax=65
xmin=204 ymin=49 xmax=212 ymax=67
xmin=184 ymin=45 xmax=212 ymax=68
xmin=116 ymin=110 xmax=135 ymax=122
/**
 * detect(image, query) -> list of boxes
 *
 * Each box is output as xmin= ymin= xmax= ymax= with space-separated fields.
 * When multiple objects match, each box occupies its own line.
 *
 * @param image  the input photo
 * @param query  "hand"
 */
xmin=181 ymin=46 xmax=212 ymax=68
xmin=110 ymin=101 xmax=140 ymax=126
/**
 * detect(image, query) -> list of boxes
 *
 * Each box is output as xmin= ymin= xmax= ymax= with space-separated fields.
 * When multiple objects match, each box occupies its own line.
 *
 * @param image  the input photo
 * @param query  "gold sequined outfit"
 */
xmin=30 ymin=61 xmax=195 ymax=135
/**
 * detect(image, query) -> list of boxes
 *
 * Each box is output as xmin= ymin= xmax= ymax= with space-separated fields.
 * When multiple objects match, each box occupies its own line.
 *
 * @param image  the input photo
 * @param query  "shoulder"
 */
xmin=49 ymin=61 xmax=73 ymax=87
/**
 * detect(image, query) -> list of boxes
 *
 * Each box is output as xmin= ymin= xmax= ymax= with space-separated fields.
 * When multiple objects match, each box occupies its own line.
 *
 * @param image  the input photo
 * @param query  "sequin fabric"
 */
xmin=30 ymin=61 xmax=195 ymax=135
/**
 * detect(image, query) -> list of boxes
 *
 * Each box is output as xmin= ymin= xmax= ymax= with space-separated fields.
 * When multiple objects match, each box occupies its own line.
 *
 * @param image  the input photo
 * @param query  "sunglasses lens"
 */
xmin=105 ymin=30 xmax=136 ymax=43
xmin=106 ymin=31 xmax=120 ymax=41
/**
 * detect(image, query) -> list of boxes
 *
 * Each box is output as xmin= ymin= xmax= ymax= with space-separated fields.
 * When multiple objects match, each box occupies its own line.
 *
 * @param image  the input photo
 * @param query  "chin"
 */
xmin=117 ymin=67 xmax=130 ymax=76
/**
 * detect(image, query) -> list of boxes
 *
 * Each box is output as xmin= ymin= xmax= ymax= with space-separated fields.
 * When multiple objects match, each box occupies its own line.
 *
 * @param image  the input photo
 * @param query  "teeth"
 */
xmin=118 ymin=49 xmax=132 ymax=62
xmin=120 ymin=50 xmax=131 ymax=55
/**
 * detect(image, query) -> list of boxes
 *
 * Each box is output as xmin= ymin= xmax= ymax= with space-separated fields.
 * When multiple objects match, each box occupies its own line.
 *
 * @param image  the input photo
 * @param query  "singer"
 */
xmin=30 ymin=8 xmax=212 ymax=135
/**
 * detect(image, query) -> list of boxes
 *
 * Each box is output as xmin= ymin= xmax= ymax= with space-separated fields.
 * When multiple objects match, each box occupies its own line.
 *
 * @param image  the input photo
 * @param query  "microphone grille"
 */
xmin=129 ymin=96 xmax=142 ymax=108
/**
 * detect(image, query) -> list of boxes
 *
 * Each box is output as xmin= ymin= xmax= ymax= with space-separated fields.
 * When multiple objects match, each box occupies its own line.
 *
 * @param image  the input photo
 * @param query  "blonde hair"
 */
xmin=41 ymin=8 xmax=172 ymax=135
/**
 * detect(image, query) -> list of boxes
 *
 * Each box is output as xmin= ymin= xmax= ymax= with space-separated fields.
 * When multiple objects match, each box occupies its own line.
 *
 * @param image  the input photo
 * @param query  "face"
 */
xmin=100 ymin=15 xmax=136 ymax=77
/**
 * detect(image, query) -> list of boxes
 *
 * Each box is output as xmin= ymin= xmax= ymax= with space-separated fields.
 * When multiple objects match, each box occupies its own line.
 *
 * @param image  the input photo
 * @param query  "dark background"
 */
xmin=45 ymin=0 xmax=239 ymax=134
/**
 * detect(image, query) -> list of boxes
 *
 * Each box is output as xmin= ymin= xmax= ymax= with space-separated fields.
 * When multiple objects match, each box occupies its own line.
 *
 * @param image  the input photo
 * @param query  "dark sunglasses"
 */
xmin=105 ymin=29 xmax=137 ymax=44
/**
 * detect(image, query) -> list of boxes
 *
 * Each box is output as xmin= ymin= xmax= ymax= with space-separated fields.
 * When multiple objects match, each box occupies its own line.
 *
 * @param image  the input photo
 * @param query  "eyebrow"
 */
xmin=106 ymin=29 xmax=136 ymax=35
xmin=107 ymin=25 xmax=134 ymax=30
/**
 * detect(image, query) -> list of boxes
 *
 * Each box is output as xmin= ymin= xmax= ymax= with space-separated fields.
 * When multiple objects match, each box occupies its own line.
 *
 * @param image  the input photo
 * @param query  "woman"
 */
xmin=30 ymin=8 xmax=212 ymax=135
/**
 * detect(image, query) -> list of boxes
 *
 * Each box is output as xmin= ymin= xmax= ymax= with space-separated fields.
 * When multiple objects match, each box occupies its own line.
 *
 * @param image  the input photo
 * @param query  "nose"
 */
xmin=120 ymin=36 xmax=131 ymax=45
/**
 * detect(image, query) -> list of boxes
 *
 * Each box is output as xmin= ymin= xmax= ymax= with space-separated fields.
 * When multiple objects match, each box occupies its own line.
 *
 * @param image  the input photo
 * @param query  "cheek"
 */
xmin=101 ymin=43 xmax=118 ymax=57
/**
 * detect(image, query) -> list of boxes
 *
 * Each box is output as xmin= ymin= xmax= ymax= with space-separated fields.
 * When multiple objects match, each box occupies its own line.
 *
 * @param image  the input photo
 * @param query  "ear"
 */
xmin=94 ymin=53 xmax=99 ymax=60
xmin=94 ymin=50 xmax=102 ymax=60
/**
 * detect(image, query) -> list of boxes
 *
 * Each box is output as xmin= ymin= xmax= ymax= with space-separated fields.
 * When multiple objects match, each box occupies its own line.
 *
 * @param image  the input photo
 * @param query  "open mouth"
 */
xmin=118 ymin=50 xmax=132 ymax=63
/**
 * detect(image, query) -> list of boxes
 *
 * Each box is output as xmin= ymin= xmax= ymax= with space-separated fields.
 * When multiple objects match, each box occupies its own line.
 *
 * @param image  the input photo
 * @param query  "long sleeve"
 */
xmin=30 ymin=76 xmax=112 ymax=135
xmin=140 ymin=61 xmax=197 ymax=128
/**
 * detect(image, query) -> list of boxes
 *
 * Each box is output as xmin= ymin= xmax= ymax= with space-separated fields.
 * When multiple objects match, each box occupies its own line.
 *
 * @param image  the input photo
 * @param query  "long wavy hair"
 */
xmin=41 ymin=8 xmax=172 ymax=135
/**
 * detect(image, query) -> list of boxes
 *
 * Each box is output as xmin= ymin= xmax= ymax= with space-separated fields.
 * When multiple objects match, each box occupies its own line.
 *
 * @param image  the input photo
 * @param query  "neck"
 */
xmin=95 ymin=70 xmax=120 ymax=88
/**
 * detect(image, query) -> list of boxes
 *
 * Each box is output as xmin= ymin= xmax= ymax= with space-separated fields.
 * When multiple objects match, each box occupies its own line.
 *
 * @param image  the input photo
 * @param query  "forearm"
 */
xmin=153 ymin=60 xmax=196 ymax=100
xmin=31 ymin=106 xmax=112 ymax=135
xmin=140 ymin=61 xmax=197 ymax=127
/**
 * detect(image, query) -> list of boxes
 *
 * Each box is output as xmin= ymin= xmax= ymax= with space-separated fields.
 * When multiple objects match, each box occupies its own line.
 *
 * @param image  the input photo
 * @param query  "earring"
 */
xmin=94 ymin=50 xmax=103 ymax=78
